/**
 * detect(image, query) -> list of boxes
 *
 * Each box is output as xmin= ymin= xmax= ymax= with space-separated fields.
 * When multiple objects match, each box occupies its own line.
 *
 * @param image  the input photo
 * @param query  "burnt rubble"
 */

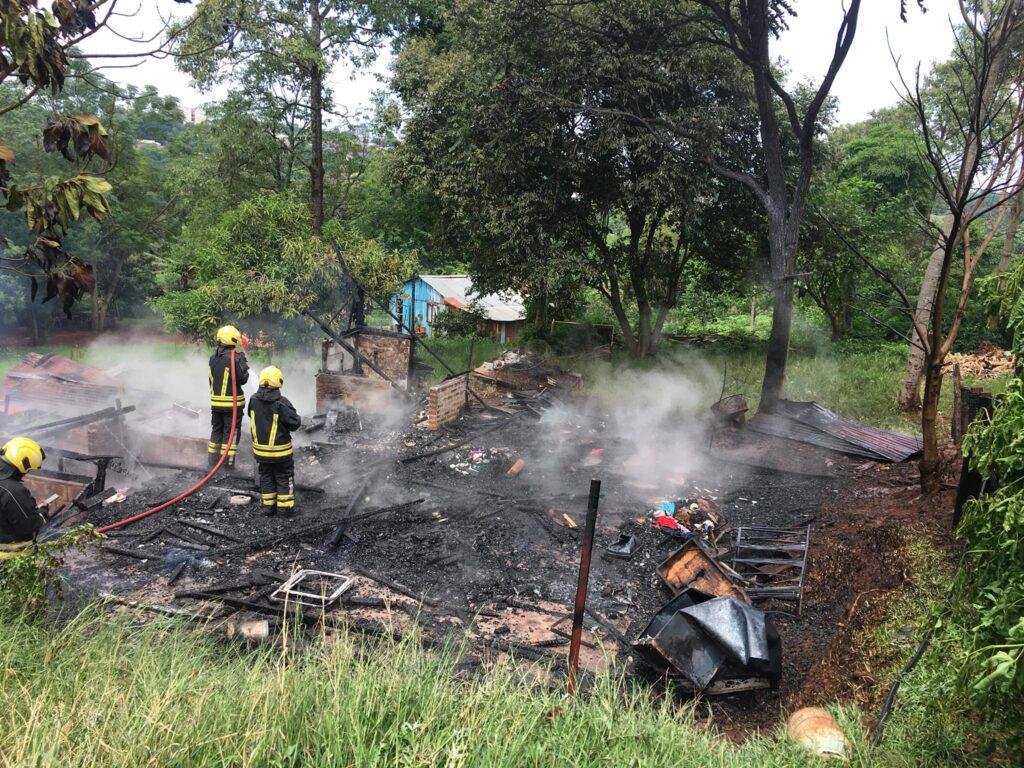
xmin=4 ymin=348 xmax=868 ymax=721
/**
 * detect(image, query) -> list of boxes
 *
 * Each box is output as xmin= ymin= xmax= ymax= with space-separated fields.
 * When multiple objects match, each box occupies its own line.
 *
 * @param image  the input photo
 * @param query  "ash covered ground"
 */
xmin=47 ymin=352 xmax=879 ymax=734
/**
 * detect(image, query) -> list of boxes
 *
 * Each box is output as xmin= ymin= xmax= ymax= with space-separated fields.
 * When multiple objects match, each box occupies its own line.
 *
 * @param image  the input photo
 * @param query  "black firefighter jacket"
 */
xmin=209 ymin=344 xmax=250 ymax=412
xmin=0 ymin=463 xmax=45 ymax=544
xmin=248 ymin=386 xmax=301 ymax=463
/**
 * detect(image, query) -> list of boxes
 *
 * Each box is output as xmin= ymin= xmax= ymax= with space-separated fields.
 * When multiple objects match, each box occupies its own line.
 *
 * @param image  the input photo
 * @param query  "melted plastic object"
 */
xmin=633 ymin=589 xmax=782 ymax=692
xmin=680 ymin=597 xmax=769 ymax=666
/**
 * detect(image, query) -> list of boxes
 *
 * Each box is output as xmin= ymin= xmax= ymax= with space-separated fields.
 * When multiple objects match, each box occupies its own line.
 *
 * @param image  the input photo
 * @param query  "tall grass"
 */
xmin=0 ymin=609 xmax=877 ymax=768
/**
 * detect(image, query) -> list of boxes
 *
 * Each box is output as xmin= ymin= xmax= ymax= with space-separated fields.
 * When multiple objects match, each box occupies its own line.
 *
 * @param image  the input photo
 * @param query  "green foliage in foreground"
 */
xmin=0 ymin=608 xmax=914 ymax=768
xmin=960 ymin=377 xmax=1024 ymax=701
xmin=956 ymin=253 xmax=1024 ymax=706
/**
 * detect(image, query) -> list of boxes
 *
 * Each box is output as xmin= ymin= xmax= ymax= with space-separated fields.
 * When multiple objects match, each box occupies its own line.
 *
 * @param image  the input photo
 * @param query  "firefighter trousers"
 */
xmin=257 ymin=458 xmax=295 ymax=515
xmin=209 ymin=409 xmax=242 ymax=466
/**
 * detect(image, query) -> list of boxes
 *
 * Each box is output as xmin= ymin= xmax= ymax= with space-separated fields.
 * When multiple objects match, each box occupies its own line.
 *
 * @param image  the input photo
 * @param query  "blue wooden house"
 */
xmin=392 ymin=275 xmax=526 ymax=342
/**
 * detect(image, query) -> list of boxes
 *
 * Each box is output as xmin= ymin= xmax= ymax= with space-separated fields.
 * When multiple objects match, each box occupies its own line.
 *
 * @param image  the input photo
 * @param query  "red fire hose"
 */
xmin=97 ymin=348 xmax=241 ymax=534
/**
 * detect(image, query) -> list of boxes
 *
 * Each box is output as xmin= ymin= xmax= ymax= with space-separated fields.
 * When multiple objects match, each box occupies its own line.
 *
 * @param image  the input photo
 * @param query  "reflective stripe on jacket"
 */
xmin=248 ymin=386 xmax=301 ymax=463
xmin=208 ymin=344 xmax=249 ymax=411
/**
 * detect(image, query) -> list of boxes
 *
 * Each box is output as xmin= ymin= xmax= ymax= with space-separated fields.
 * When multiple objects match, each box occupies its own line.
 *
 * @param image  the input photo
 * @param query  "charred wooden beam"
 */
xmin=177 ymin=519 xmax=244 ymax=544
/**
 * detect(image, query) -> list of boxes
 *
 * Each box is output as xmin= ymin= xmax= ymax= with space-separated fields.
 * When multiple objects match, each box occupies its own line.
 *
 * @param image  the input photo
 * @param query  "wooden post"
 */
xmin=567 ymin=478 xmax=601 ymax=694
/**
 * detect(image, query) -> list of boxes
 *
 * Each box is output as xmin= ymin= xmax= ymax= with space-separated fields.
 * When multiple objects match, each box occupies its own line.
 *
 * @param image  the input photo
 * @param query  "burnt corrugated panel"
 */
xmin=2 ymin=354 xmax=123 ymax=415
xmin=747 ymin=413 xmax=886 ymax=460
xmin=775 ymin=401 xmax=922 ymax=462
xmin=4 ymin=379 xmax=119 ymax=415
xmin=13 ymin=353 xmax=113 ymax=385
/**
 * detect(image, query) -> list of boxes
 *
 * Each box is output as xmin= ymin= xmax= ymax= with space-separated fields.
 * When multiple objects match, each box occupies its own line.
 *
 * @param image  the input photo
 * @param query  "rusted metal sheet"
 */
xmin=748 ymin=400 xmax=922 ymax=462
xmin=2 ymin=353 xmax=122 ymax=415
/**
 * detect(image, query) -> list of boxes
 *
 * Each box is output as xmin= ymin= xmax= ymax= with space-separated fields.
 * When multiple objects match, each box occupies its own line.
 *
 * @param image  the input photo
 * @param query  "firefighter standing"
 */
xmin=209 ymin=325 xmax=250 ymax=468
xmin=248 ymin=365 xmax=301 ymax=516
xmin=0 ymin=437 xmax=47 ymax=544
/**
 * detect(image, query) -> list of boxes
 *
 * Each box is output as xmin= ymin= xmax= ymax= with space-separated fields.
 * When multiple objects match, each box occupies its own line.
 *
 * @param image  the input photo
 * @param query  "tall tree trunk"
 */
xmin=901 ymin=8 xmax=1013 ymax=410
xmin=26 ymin=298 xmax=39 ymax=344
xmin=828 ymin=310 xmax=844 ymax=342
xmin=995 ymin=193 xmax=1022 ymax=276
xmin=759 ymin=222 xmax=796 ymax=411
xmin=750 ymin=292 xmax=758 ymax=331
xmin=603 ymin=280 xmax=638 ymax=357
xmin=920 ymin=359 xmax=944 ymax=494
xmin=309 ymin=0 xmax=325 ymax=236
xmin=899 ymin=214 xmax=954 ymax=411
xmin=990 ymin=193 xmax=1022 ymax=328
xmin=91 ymin=283 xmax=100 ymax=332
xmin=637 ymin=301 xmax=653 ymax=358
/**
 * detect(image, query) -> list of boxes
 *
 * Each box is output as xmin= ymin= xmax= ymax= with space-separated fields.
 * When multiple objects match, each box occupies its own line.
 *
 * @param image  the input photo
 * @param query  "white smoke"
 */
xmin=540 ymin=355 xmax=724 ymax=490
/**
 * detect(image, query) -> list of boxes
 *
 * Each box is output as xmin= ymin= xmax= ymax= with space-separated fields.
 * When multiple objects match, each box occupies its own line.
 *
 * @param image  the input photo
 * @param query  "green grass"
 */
xmin=848 ymin=533 xmax=1022 ymax=766
xmin=599 ymin=339 xmax=1009 ymax=433
xmin=0 ymin=609 xmax=884 ymax=767
xmin=418 ymin=335 xmax=511 ymax=384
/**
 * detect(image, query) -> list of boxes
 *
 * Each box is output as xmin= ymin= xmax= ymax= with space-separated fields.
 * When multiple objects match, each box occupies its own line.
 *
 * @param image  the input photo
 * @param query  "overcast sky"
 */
xmin=79 ymin=0 xmax=961 ymax=126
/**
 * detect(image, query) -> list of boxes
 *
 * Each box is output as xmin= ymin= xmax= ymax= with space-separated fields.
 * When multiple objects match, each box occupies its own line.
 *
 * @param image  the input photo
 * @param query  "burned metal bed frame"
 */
xmin=731 ymin=525 xmax=811 ymax=617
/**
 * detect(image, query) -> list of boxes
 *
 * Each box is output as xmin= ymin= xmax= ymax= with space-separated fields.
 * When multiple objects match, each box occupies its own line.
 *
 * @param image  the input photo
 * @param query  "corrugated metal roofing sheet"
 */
xmin=747 ymin=413 xmax=884 ymax=460
xmin=417 ymin=275 xmax=526 ymax=323
xmin=776 ymin=401 xmax=922 ymax=462
xmin=747 ymin=400 xmax=922 ymax=462
xmin=2 ymin=353 xmax=122 ymax=415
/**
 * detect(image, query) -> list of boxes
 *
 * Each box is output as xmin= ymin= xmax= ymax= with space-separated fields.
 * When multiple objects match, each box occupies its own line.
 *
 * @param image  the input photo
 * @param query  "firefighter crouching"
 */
xmin=0 ymin=437 xmax=47 ymax=545
xmin=248 ymin=366 xmax=301 ymax=516
xmin=209 ymin=324 xmax=250 ymax=468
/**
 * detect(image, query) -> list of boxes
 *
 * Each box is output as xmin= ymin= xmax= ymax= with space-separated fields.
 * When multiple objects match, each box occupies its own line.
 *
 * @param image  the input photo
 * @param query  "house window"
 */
xmin=426 ymin=302 xmax=440 ymax=324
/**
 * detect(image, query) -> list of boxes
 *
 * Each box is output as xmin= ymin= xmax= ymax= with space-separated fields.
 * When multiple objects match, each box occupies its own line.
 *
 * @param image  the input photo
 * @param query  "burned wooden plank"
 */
xmin=102 ymin=545 xmax=156 ymax=562
xmin=28 ymin=405 xmax=136 ymax=436
xmin=167 ymin=562 xmax=187 ymax=586
xmin=178 ymin=519 xmax=245 ymax=544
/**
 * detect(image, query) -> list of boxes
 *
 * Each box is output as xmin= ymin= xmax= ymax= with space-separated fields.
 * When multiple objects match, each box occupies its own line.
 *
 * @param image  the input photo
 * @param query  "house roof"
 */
xmin=414 ymin=275 xmax=526 ymax=323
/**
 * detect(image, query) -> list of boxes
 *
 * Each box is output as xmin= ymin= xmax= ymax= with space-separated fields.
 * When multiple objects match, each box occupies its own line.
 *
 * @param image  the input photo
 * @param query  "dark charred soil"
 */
xmin=52 ymin=394 xmax=953 ymax=740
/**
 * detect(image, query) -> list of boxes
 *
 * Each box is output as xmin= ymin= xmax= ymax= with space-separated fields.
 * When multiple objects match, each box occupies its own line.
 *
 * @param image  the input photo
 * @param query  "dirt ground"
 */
xmin=48 ymin=383 xmax=957 ymax=739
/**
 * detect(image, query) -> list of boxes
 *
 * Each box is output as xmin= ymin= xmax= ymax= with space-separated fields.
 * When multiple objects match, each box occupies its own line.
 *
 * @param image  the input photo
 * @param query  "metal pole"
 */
xmin=567 ymin=478 xmax=601 ymax=694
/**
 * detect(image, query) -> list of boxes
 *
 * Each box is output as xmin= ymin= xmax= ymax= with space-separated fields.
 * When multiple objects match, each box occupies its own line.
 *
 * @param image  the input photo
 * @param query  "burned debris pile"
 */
xmin=943 ymin=340 xmax=1016 ymax=379
xmin=0 ymin=339 xmax=922 ymax=728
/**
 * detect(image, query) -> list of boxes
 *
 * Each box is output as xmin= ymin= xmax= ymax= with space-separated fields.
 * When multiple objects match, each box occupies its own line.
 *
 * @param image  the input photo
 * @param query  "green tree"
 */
xmin=1 ymin=2 xmax=120 ymax=312
xmin=392 ymin=0 xmax=759 ymax=356
xmin=170 ymin=0 xmax=400 ymax=235
xmin=152 ymin=192 xmax=414 ymax=338
xmin=799 ymin=112 xmax=932 ymax=341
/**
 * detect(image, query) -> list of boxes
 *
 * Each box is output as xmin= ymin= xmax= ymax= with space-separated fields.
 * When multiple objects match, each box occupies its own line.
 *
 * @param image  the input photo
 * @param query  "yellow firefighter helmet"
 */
xmin=215 ymin=325 xmax=242 ymax=347
xmin=1 ymin=436 xmax=45 ymax=473
xmin=258 ymin=365 xmax=284 ymax=389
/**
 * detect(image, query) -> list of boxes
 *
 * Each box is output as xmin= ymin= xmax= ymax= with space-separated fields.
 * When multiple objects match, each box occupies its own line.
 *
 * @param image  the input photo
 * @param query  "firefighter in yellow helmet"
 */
xmin=208 ymin=324 xmax=250 ymax=468
xmin=248 ymin=365 xmax=301 ymax=516
xmin=0 ymin=437 xmax=47 ymax=544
